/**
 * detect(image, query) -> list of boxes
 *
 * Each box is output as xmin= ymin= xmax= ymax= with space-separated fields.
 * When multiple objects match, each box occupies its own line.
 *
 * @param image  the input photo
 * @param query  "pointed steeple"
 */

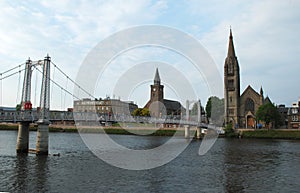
xmin=227 ymin=28 xmax=236 ymax=57
xmin=154 ymin=68 xmax=161 ymax=85
xmin=260 ymin=86 xmax=264 ymax=96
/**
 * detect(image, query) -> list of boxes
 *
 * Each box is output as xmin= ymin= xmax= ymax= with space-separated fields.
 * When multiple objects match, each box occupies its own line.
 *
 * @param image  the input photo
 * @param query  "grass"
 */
xmin=2 ymin=124 xmax=300 ymax=139
xmin=241 ymin=130 xmax=300 ymax=139
xmin=0 ymin=124 xmax=179 ymax=136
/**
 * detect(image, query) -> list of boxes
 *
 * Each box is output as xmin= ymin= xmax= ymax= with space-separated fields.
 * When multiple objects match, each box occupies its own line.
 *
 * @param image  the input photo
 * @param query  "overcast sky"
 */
xmin=0 ymin=0 xmax=299 ymax=110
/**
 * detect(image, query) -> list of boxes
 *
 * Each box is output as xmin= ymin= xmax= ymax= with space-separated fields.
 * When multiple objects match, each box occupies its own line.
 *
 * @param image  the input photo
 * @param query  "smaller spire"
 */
xmin=154 ymin=68 xmax=161 ymax=85
xmin=260 ymin=86 xmax=264 ymax=96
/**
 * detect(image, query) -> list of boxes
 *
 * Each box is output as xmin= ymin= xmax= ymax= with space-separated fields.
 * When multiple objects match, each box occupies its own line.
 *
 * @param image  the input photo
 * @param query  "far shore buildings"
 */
xmin=73 ymin=97 xmax=138 ymax=117
xmin=144 ymin=68 xmax=184 ymax=117
xmin=287 ymin=99 xmax=300 ymax=129
xmin=224 ymin=29 xmax=271 ymax=128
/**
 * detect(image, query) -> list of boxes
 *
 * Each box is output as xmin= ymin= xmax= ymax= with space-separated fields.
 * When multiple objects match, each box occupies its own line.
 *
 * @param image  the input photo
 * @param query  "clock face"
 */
xmin=153 ymin=88 xmax=156 ymax=91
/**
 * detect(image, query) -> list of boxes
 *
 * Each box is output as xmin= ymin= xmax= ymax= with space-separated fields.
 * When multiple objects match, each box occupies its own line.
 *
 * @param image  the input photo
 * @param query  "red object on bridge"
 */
xmin=24 ymin=101 xmax=32 ymax=110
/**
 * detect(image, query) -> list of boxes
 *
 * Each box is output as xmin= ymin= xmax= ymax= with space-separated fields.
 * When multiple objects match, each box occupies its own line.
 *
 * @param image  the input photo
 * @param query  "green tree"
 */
xmin=224 ymin=122 xmax=237 ymax=137
xmin=16 ymin=104 xmax=21 ymax=111
xmin=256 ymin=103 xmax=282 ymax=129
xmin=140 ymin=108 xmax=150 ymax=116
xmin=132 ymin=108 xmax=141 ymax=116
xmin=132 ymin=108 xmax=150 ymax=116
xmin=205 ymin=96 xmax=224 ymax=126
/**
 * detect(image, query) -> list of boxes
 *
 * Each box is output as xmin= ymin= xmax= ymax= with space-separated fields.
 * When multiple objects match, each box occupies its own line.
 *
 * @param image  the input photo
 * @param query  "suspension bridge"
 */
xmin=0 ymin=55 xmax=221 ymax=155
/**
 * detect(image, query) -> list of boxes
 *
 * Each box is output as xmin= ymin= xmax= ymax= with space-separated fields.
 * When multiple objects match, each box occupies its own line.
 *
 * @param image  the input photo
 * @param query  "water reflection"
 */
xmin=223 ymin=139 xmax=281 ymax=192
xmin=12 ymin=154 xmax=50 ymax=192
xmin=110 ymin=135 xmax=169 ymax=150
xmin=34 ymin=156 xmax=49 ymax=192
xmin=1 ymin=131 xmax=300 ymax=192
xmin=14 ymin=155 xmax=29 ymax=191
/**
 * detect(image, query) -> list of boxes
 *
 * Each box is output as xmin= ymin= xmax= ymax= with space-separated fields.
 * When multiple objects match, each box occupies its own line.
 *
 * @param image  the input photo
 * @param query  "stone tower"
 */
xmin=144 ymin=68 xmax=164 ymax=117
xmin=224 ymin=29 xmax=240 ymax=127
xmin=150 ymin=68 xmax=164 ymax=102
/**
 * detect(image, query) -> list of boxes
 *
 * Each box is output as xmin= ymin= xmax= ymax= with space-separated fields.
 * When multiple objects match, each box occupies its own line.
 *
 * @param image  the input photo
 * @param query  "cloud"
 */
xmin=0 ymin=0 xmax=168 ymax=109
xmin=198 ymin=0 xmax=300 ymax=105
xmin=0 ymin=0 xmax=299 ymax=109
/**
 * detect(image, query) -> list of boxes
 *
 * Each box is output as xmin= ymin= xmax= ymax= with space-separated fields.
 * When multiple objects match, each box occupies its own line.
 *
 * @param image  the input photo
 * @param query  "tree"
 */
xmin=16 ymin=104 xmax=21 ymax=111
xmin=132 ymin=108 xmax=150 ymax=116
xmin=205 ymin=96 xmax=224 ymax=126
xmin=132 ymin=108 xmax=141 ymax=116
xmin=140 ymin=108 xmax=150 ymax=116
xmin=256 ymin=103 xmax=282 ymax=129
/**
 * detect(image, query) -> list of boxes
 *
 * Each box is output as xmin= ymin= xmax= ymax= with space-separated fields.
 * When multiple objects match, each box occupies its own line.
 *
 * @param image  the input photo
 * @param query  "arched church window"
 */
xmin=245 ymin=98 xmax=254 ymax=112
xmin=228 ymin=57 xmax=234 ymax=75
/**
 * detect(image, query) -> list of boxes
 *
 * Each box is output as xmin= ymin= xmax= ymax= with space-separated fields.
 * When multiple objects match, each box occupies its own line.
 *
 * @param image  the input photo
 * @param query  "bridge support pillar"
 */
xmin=36 ymin=120 xmax=49 ymax=155
xmin=184 ymin=125 xmax=190 ymax=138
xmin=16 ymin=122 xmax=30 ymax=154
xmin=196 ymin=126 xmax=202 ymax=139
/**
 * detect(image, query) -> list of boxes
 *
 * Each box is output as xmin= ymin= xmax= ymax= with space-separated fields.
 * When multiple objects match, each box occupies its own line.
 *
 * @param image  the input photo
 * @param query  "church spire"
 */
xmin=260 ymin=86 xmax=264 ymax=96
xmin=227 ymin=28 xmax=236 ymax=57
xmin=154 ymin=68 xmax=161 ymax=85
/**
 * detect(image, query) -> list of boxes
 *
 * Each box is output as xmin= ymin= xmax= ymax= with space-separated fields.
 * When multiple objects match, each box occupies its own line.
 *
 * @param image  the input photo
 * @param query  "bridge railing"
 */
xmin=0 ymin=110 xmax=209 ymax=128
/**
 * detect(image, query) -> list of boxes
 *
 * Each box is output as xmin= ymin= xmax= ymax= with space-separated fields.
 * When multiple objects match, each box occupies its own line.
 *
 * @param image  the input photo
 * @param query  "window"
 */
xmin=292 ymin=115 xmax=298 ymax=122
xmin=229 ymin=109 xmax=234 ymax=115
xmin=227 ymin=57 xmax=234 ymax=75
xmin=228 ymin=80 xmax=234 ymax=91
xmin=292 ymin=108 xmax=298 ymax=114
xmin=245 ymin=98 xmax=255 ymax=112
xmin=228 ymin=63 xmax=234 ymax=75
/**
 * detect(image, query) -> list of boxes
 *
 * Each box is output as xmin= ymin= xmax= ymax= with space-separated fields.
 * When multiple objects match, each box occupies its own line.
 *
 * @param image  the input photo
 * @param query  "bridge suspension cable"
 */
xmin=0 ymin=63 xmax=25 ymax=76
xmin=0 ymin=68 xmax=26 ymax=81
xmin=33 ymin=66 xmax=81 ymax=100
xmin=50 ymin=61 xmax=95 ymax=99
xmin=16 ymin=66 xmax=22 ymax=104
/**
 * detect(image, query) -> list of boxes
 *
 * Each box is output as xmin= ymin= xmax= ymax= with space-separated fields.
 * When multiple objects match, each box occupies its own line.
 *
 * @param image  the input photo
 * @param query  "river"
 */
xmin=0 ymin=130 xmax=300 ymax=192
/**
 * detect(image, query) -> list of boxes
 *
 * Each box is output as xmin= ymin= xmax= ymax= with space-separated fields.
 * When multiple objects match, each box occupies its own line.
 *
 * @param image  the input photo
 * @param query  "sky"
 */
xmin=0 ymin=0 xmax=299 ymax=110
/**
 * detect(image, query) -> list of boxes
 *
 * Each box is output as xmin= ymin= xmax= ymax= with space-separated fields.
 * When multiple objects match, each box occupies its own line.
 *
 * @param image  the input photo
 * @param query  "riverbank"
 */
xmin=238 ymin=129 xmax=300 ymax=140
xmin=2 ymin=123 xmax=300 ymax=139
xmin=0 ymin=123 xmax=182 ymax=136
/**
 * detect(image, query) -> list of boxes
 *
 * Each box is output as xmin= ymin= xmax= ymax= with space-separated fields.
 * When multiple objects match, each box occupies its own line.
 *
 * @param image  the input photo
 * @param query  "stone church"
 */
xmin=144 ymin=68 xmax=183 ymax=117
xmin=224 ymin=29 xmax=271 ymax=128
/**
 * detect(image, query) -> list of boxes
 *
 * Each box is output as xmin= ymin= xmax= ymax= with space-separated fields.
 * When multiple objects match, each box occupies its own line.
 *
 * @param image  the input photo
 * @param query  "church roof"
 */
xmin=163 ymin=99 xmax=182 ymax=111
xmin=264 ymin=96 xmax=272 ymax=104
xmin=154 ymin=68 xmax=161 ymax=85
xmin=241 ymin=85 xmax=260 ymax=98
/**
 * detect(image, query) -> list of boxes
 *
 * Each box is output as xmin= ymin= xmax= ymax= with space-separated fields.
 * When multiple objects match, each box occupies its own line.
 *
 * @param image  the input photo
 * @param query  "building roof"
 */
xmin=163 ymin=99 xmax=182 ymax=111
xmin=241 ymin=85 xmax=260 ymax=98
xmin=264 ymin=96 xmax=272 ymax=104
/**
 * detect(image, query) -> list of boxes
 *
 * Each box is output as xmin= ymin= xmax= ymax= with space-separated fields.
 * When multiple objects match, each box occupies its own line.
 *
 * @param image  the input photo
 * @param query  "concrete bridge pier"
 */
xmin=196 ymin=126 xmax=202 ymax=139
xmin=16 ymin=122 xmax=30 ymax=154
xmin=184 ymin=125 xmax=190 ymax=138
xmin=36 ymin=120 xmax=49 ymax=155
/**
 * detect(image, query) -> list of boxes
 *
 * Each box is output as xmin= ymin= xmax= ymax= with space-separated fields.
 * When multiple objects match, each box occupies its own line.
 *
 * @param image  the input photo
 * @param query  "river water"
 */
xmin=0 ymin=130 xmax=300 ymax=192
